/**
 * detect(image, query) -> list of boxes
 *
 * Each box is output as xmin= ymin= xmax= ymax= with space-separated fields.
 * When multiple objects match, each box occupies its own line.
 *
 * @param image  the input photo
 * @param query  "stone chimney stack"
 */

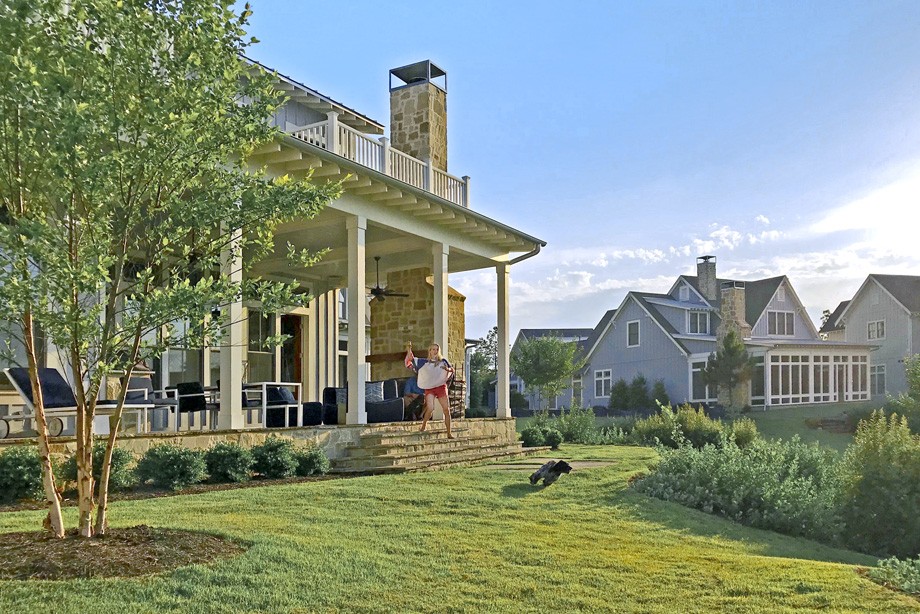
xmin=697 ymin=255 xmax=718 ymax=301
xmin=389 ymin=60 xmax=448 ymax=172
xmin=718 ymin=281 xmax=752 ymax=341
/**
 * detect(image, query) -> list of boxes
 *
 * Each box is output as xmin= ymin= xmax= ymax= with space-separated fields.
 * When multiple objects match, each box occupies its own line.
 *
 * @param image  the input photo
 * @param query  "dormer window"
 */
xmin=679 ymin=286 xmax=689 ymax=301
xmin=688 ymin=311 xmax=709 ymax=334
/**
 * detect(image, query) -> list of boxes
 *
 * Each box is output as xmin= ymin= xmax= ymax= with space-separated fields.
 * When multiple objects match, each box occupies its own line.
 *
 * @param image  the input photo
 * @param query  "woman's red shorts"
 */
xmin=425 ymin=384 xmax=449 ymax=399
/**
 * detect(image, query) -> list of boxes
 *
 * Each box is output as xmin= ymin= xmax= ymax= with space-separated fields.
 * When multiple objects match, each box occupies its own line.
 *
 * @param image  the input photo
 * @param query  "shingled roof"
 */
xmin=819 ymin=300 xmax=850 ymax=334
xmin=682 ymin=274 xmax=785 ymax=327
xmin=871 ymin=275 xmax=920 ymax=313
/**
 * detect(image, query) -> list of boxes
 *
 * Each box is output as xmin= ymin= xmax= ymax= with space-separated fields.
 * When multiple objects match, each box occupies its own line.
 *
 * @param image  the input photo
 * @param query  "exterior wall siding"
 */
xmin=583 ymin=298 xmax=690 ymax=407
xmin=750 ymin=282 xmax=816 ymax=340
xmin=845 ymin=281 xmax=913 ymax=397
xmin=273 ymin=100 xmax=326 ymax=132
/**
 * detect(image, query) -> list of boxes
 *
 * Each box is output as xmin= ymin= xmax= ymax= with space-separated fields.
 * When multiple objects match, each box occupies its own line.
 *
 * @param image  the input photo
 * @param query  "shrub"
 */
xmin=674 ymin=404 xmax=724 ymax=449
xmin=520 ymin=426 xmax=547 ymax=447
xmin=509 ymin=391 xmax=529 ymax=410
xmin=252 ymin=437 xmax=298 ymax=478
xmin=136 ymin=444 xmax=206 ymax=490
xmin=0 ymin=446 xmax=43 ymax=503
xmin=543 ymin=428 xmax=563 ymax=450
xmin=730 ymin=417 xmax=759 ymax=448
xmin=204 ymin=442 xmax=253 ymax=483
xmin=631 ymin=405 xmax=680 ymax=448
xmin=633 ymin=437 xmax=841 ymax=542
xmin=466 ymin=406 xmax=496 ymax=418
xmin=869 ymin=556 xmax=920 ymax=594
xmin=651 ymin=379 xmax=670 ymax=407
xmin=609 ymin=379 xmax=629 ymax=411
xmin=555 ymin=404 xmax=599 ymax=444
xmin=837 ymin=412 xmax=920 ymax=558
xmin=295 ymin=444 xmax=331 ymax=476
xmin=627 ymin=374 xmax=650 ymax=411
xmin=529 ymin=409 xmax=552 ymax=431
xmin=62 ymin=442 xmax=135 ymax=491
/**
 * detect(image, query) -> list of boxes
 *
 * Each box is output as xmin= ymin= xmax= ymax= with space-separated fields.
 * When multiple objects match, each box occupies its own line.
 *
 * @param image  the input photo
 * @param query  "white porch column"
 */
xmin=346 ymin=216 xmax=367 ymax=424
xmin=496 ymin=263 xmax=511 ymax=419
xmin=432 ymin=243 xmax=449 ymax=357
xmin=219 ymin=227 xmax=245 ymax=430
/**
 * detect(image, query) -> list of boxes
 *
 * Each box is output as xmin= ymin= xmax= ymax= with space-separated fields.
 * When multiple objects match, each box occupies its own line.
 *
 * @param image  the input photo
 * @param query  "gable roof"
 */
xmin=517 ymin=328 xmax=593 ymax=341
xmin=871 ymin=275 xmax=920 ymax=313
xmin=578 ymin=309 xmax=617 ymax=363
xmin=820 ymin=300 xmax=850 ymax=334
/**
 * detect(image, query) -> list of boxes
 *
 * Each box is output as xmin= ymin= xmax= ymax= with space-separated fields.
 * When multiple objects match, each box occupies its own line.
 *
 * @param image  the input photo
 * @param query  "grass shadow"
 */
xmin=500 ymin=483 xmax=540 ymax=498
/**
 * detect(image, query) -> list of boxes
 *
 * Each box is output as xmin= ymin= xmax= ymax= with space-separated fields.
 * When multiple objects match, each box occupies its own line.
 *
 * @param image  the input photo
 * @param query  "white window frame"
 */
xmin=867 ymin=320 xmax=885 ymax=340
xmin=572 ymin=375 xmax=583 ymax=407
xmin=776 ymin=287 xmax=786 ymax=302
xmin=687 ymin=311 xmax=709 ymax=335
xmin=679 ymin=286 xmax=689 ymax=301
xmin=595 ymin=369 xmax=612 ymax=398
xmin=767 ymin=311 xmax=795 ymax=336
xmin=870 ymin=364 xmax=886 ymax=396
xmin=627 ymin=320 xmax=640 ymax=347
xmin=690 ymin=360 xmax=714 ymax=402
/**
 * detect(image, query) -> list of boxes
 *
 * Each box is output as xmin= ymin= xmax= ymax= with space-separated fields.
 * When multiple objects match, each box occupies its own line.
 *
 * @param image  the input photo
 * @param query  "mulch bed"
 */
xmin=0 ymin=525 xmax=246 ymax=580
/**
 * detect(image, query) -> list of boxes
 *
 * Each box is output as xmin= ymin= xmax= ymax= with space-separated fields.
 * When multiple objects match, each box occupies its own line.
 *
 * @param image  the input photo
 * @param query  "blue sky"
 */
xmin=245 ymin=1 xmax=920 ymax=339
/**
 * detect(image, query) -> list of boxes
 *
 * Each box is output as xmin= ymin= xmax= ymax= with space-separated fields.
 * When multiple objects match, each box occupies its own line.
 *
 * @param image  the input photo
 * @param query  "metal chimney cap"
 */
xmin=697 ymin=255 xmax=716 ymax=263
xmin=390 ymin=60 xmax=447 ymax=92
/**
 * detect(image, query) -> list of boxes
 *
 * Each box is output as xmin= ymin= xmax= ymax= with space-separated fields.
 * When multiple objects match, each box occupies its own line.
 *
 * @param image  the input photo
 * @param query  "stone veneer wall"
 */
xmin=390 ymin=83 xmax=447 ymax=172
xmin=0 ymin=418 xmax=517 ymax=463
xmin=369 ymin=267 xmax=465 ymax=381
xmin=717 ymin=285 xmax=752 ymax=407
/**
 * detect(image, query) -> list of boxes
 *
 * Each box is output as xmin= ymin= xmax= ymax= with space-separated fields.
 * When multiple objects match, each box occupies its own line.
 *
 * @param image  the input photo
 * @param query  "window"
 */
xmin=767 ymin=311 xmax=795 ymax=336
xmin=627 ymin=321 xmax=640 ymax=347
xmin=572 ymin=375 xmax=583 ymax=407
xmin=679 ymin=286 xmax=689 ymax=301
xmin=595 ymin=370 xmax=612 ymax=398
xmin=867 ymin=320 xmax=885 ymax=340
xmin=688 ymin=311 xmax=709 ymax=334
xmin=870 ymin=365 xmax=886 ymax=396
xmin=776 ymin=287 xmax=786 ymax=302
xmin=338 ymin=290 xmax=347 ymax=321
xmin=691 ymin=361 xmax=712 ymax=401
xmin=248 ymin=310 xmax=275 ymax=382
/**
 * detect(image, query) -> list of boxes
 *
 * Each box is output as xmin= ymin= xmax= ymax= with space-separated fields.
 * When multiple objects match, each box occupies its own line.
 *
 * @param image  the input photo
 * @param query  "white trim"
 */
xmin=626 ymin=320 xmax=640 ymax=348
xmin=867 ymin=319 xmax=886 ymax=340
xmin=687 ymin=310 xmax=710 ymax=335
xmin=594 ymin=369 xmax=612 ymax=399
xmin=767 ymin=310 xmax=795 ymax=336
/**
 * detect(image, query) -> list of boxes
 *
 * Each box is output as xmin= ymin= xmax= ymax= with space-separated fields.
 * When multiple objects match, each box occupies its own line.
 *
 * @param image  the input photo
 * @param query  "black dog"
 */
xmin=529 ymin=460 xmax=572 ymax=486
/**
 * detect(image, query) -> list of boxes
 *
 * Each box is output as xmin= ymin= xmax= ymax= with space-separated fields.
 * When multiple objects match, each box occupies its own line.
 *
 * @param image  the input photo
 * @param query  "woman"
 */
xmin=405 ymin=342 xmax=454 ymax=438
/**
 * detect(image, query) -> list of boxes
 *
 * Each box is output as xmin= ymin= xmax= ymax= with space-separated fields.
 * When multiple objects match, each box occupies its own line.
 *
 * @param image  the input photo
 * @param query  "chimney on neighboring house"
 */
xmin=389 ymin=60 xmax=448 ymax=172
xmin=718 ymin=281 xmax=752 ymax=341
xmin=697 ymin=255 xmax=718 ymax=301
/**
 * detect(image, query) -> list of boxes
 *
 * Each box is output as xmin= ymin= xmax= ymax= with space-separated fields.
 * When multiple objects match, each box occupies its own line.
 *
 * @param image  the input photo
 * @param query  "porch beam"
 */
xmin=346 ymin=215 xmax=368 ymax=424
xmin=496 ymin=263 xmax=511 ymax=419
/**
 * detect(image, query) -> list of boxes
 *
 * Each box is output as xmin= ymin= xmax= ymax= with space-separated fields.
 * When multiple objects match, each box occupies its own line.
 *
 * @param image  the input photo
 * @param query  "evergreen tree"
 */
xmin=702 ymin=331 xmax=758 ymax=409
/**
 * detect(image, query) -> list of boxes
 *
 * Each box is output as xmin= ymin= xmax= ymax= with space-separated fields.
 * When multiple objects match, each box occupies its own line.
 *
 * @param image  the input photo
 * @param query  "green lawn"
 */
xmin=0 ymin=445 xmax=914 ymax=613
xmin=749 ymin=402 xmax=879 ymax=453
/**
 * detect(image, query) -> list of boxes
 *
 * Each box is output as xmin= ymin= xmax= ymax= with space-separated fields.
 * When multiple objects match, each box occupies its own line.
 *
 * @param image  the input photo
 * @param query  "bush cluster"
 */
xmin=296 ymin=444 xmax=331 ymax=476
xmin=869 ymin=556 xmax=920 ymax=594
xmin=837 ymin=412 xmax=920 ymax=558
xmin=0 ymin=445 xmax=43 ymax=503
xmin=252 ymin=437 xmax=299 ymax=478
xmin=608 ymin=374 xmax=668 ymax=412
xmin=135 ymin=444 xmax=207 ymax=490
xmin=62 ymin=442 xmax=135 ymax=491
xmin=629 ymin=403 xmax=739 ymax=449
xmin=520 ymin=424 xmax=563 ymax=449
xmin=633 ymin=436 xmax=840 ymax=541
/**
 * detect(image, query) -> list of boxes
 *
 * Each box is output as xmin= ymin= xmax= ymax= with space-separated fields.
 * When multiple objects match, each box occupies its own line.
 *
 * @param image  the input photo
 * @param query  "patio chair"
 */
xmin=165 ymin=381 xmax=219 ymax=431
xmin=124 ymin=375 xmax=178 ymax=432
xmin=2 ymin=367 xmax=152 ymax=439
xmin=243 ymin=382 xmax=303 ymax=428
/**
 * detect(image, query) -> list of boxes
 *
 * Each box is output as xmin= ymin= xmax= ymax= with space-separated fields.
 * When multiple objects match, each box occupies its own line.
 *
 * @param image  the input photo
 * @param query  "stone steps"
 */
xmin=329 ymin=421 xmax=543 ymax=474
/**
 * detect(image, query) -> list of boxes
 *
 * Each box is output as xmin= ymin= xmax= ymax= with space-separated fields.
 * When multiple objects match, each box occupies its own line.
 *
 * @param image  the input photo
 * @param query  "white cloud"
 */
xmin=755 ymin=215 xmax=770 ymax=225
xmin=554 ymin=246 xmax=668 ymax=267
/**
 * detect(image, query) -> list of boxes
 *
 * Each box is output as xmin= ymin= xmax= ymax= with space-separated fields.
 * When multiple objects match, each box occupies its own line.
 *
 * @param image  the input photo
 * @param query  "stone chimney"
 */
xmin=697 ymin=255 xmax=718 ymax=301
xmin=718 ymin=281 xmax=752 ymax=341
xmin=389 ymin=60 xmax=448 ymax=172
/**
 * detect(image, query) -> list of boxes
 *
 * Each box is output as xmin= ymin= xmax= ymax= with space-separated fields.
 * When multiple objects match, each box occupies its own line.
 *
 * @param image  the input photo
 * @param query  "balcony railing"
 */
xmin=291 ymin=112 xmax=470 ymax=208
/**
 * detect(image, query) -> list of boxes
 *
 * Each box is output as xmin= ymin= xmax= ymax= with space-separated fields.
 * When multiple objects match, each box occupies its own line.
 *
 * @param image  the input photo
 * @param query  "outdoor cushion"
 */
xmin=382 ymin=379 xmax=399 ymax=400
xmin=6 ymin=368 xmax=78 ymax=409
xmin=365 ymin=381 xmax=384 ymax=403
xmin=266 ymin=386 xmax=297 ymax=405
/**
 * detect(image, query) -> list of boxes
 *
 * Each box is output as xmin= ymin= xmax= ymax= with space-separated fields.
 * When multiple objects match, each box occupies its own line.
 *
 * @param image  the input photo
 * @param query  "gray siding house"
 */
xmin=831 ymin=275 xmax=920 ymax=398
xmin=571 ymin=256 xmax=872 ymax=410
xmin=502 ymin=328 xmax=593 ymax=411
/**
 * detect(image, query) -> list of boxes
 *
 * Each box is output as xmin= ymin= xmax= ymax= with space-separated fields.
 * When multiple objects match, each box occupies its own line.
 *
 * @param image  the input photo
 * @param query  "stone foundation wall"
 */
xmin=0 ymin=418 xmax=517 ymax=463
xmin=370 ymin=268 xmax=465 ymax=381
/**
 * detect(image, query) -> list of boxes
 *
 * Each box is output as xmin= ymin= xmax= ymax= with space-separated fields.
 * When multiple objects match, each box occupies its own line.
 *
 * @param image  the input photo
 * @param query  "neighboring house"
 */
xmin=569 ymin=256 xmax=872 ymax=409
xmin=0 ymin=58 xmax=546 ymax=427
xmin=829 ymin=275 xmax=920 ymax=398
xmin=506 ymin=328 xmax=593 ymax=410
xmin=819 ymin=300 xmax=849 ymax=342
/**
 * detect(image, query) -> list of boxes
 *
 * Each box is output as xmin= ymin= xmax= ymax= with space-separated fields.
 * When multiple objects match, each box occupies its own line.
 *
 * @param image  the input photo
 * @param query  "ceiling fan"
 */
xmin=368 ymin=256 xmax=409 ymax=301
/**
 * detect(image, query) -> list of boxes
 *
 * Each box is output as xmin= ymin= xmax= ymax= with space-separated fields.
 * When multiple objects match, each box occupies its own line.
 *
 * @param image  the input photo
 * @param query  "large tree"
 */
xmin=468 ymin=326 xmax=498 ymax=408
xmin=510 ymin=335 xmax=583 ymax=409
xmin=0 ymin=0 xmax=338 ymax=537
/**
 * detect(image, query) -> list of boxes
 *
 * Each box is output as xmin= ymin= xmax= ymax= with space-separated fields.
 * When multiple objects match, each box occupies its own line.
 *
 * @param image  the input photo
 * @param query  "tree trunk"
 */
xmin=72 ymin=363 xmax=94 ymax=538
xmin=22 ymin=311 xmax=65 ymax=538
xmin=94 ymin=418 xmax=119 ymax=536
